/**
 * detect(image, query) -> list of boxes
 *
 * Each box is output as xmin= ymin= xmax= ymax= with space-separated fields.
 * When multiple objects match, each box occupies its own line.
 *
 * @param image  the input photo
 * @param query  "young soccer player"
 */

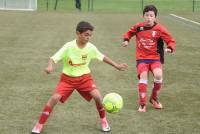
xmin=31 ymin=21 xmax=127 ymax=134
xmin=122 ymin=5 xmax=176 ymax=112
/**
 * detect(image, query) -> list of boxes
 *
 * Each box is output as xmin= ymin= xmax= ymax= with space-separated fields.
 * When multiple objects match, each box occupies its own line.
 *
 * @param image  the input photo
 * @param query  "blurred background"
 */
xmin=0 ymin=0 xmax=200 ymax=12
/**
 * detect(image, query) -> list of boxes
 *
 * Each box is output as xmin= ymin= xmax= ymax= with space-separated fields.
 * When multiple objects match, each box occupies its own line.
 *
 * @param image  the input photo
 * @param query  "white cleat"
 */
xmin=31 ymin=122 xmax=43 ymax=134
xmin=101 ymin=117 xmax=111 ymax=132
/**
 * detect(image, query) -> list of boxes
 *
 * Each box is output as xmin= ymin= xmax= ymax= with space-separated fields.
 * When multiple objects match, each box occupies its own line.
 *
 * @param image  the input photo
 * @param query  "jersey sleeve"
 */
xmin=160 ymin=26 xmax=176 ymax=51
xmin=50 ymin=44 xmax=68 ymax=63
xmin=123 ymin=24 xmax=138 ymax=42
xmin=91 ymin=46 xmax=104 ymax=61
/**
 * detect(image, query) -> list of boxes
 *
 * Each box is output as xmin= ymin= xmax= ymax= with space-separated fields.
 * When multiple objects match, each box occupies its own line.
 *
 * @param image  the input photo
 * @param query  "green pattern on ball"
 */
xmin=103 ymin=93 xmax=123 ymax=113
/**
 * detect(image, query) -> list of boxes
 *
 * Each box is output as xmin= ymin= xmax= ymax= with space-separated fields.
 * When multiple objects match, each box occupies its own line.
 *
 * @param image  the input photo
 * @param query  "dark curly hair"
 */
xmin=143 ymin=5 xmax=158 ymax=17
xmin=76 ymin=21 xmax=94 ymax=33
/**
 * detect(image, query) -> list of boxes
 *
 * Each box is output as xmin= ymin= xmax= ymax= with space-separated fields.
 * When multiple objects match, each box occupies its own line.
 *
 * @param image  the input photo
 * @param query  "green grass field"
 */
xmin=0 ymin=2 xmax=200 ymax=134
xmin=38 ymin=0 xmax=200 ymax=13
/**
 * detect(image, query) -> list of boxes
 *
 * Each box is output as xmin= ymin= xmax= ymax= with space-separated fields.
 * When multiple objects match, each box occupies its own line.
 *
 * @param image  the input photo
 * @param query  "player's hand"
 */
xmin=116 ymin=63 xmax=128 ymax=71
xmin=121 ymin=41 xmax=129 ymax=47
xmin=165 ymin=48 xmax=173 ymax=53
xmin=45 ymin=66 xmax=54 ymax=74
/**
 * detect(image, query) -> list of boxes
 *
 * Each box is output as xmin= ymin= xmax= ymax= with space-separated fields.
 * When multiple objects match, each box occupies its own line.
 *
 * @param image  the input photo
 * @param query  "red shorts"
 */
xmin=54 ymin=73 xmax=96 ymax=103
xmin=137 ymin=61 xmax=162 ymax=79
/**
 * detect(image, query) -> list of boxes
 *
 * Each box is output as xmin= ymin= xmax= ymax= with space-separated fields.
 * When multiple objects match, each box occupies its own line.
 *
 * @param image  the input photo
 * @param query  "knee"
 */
xmin=90 ymin=89 xmax=103 ymax=103
xmin=154 ymin=74 xmax=162 ymax=81
xmin=94 ymin=96 xmax=102 ymax=104
xmin=154 ymin=74 xmax=163 ymax=83
xmin=50 ymin=94 xmax=61 ymax=103
xmin=140 ymin=71 xmax=148 ymax=80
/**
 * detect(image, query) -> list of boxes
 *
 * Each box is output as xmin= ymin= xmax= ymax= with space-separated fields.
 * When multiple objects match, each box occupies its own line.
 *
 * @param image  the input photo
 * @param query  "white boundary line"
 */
xmin=170 ymin=14 xmax=200 ymax=26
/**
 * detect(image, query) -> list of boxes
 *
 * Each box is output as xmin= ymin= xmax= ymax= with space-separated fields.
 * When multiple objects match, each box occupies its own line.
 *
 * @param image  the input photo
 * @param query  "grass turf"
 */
xmin=0 ymin=11 xmax=200 ymax=134
xmin=37 ymin=0 xmax=200 ymax=13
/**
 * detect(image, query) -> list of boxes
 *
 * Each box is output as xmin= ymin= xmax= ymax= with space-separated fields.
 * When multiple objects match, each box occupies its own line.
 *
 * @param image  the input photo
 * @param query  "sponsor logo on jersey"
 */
xmin=68 ymin=59 xmax=86 ymax=67
xmin=82 ymin=54 xmax=87 ymax=60
xmin=140 ymin=27 xmax=144 ymax=31
xmin=152 ymin=31 xmax=156 ymax=37
xmin=68 ymin=54 xmax=88 ymax=67
xmin=139 ymin=38 xmax=154 ymax=49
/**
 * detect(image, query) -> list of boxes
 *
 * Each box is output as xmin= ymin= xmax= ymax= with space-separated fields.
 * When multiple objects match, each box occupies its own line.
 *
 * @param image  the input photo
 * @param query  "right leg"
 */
xmin=32 ymin=73 xmax=74 ymax=134
xmin=39 ymin=93 xmax=62 ymax=124
xmin=137 ymin=71 xmax=148 ymax=112
xmin=32 ymin=93 xmax=62 ymax=134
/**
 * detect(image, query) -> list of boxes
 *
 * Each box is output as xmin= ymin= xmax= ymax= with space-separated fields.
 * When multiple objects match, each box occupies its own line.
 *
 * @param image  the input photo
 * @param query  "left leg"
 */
xmin=152 ymin=68 xmax=163 ymax=100
xmin=77 ymin=74 xmax=110 ymax=132
xmin=89 ymin=89 xmax=104 ymax=118
xmin=89 ymin=89 xmax=111 ymax=132
xmin=150 ymin=62 xmax=163 ymax=109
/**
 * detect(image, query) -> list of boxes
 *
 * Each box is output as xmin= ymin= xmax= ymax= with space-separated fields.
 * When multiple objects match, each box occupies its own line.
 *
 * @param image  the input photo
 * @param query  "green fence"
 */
xmin=38 ymin=0 xmax=200 ymax=13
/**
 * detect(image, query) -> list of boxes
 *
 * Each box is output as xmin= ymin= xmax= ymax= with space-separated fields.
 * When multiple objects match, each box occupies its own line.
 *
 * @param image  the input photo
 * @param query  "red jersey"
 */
xmin=123 ymin=22 xmax=176 ymax=61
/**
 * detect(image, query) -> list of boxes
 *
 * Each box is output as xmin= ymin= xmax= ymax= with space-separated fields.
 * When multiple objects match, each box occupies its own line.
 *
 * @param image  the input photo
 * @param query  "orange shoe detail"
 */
xmin=150 ymin=98 xmax=163 ymax=109
xmin=137 ymin=105 xmax=146 ymax=112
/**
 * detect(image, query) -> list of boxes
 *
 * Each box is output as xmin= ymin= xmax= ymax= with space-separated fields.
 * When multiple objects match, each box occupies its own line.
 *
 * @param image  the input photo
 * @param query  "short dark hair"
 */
xmin=76 ymin=21 xmax=94 ymax=33
xmin=143 ymin=5 xmax=158 ymax=17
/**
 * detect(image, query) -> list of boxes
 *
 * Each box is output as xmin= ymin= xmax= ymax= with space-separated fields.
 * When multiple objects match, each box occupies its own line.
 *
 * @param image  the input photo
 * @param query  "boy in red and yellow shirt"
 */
xmin=32 ymin=21 xmax=127 ymax=134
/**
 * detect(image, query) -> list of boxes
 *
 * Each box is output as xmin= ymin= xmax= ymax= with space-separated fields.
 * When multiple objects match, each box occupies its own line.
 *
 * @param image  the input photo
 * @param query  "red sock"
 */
xmin=138 ymin=83 xmax=147 ymax=105
xmin=38 ymin=105 xmax=52 ymax=124
xmin=96 ymin=102 xmax=105 ymax=119
xmin=151 ymin=82 xmax=162 ymax=100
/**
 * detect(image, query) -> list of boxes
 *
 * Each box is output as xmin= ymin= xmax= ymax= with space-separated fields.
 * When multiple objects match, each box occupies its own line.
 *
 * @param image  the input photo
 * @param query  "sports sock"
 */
xmin=96 ymin=102 xmax=105 ymax=119
xmin=151 ymin=79 xmax=162 ymax=100
xmin=138 ymin=83 xmax=147 ymax=105
xmin=38 ymin=105 xmax=52 ymax=124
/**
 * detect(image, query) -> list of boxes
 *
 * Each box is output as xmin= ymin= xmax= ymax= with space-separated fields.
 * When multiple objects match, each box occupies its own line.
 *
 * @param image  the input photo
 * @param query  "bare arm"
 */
xmin=103 ymin=56 xmax=128 ymax=71
xmin=45 ymin=58 xmax=55 ymax=74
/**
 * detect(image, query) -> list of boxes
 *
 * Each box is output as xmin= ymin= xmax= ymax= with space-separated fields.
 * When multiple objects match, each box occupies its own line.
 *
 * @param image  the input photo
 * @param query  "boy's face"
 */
xmin=143 ymin=11 xmax=156 ymax=26
xmin=77 ymin=30 xmax=93 ymax=44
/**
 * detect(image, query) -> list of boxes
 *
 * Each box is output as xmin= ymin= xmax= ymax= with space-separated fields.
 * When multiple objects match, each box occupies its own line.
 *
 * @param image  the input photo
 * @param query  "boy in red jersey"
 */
xmin=31 ymin=21 xmax=127 ymax=134
xmin=122 ymin=5 xmax=176 ymax=112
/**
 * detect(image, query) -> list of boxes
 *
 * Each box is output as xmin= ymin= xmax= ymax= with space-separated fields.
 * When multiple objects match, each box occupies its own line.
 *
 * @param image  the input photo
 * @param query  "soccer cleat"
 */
xmin=31 ymin=122 xmax=43 ymax=134
xmin=137 ymin=104 xmax=146 ymax=112
xmin=150 ymin=98 xmax=163 ymax=109
xmin=100 ymin=117 xmax=111 ymax=132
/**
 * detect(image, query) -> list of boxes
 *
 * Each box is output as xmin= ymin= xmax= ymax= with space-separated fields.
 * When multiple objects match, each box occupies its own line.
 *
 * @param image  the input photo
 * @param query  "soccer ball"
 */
xmin=103 ymin=93 xmax=123 ymax=113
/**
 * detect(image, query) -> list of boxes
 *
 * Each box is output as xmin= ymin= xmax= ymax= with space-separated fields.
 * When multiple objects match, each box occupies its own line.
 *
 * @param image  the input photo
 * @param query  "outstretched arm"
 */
xmin=122 ymin=25 xmax=137 ymax=47
xmin=45 ymin=58 xmax=55 ymax=74
xmin=103 ymin=56 xmax=128 ymax=71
